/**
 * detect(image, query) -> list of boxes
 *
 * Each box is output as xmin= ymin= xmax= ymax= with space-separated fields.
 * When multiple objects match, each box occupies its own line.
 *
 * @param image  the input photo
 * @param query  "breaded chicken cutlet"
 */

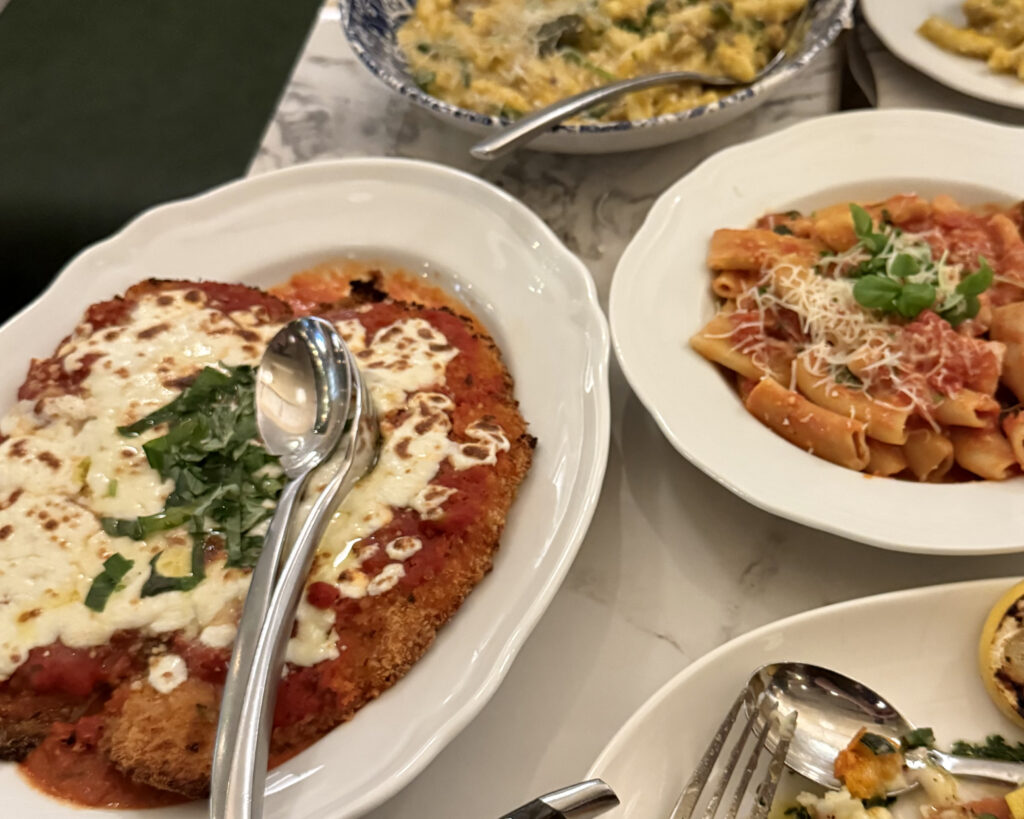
xmin=0 ymin=272 xmax=533 ymax=805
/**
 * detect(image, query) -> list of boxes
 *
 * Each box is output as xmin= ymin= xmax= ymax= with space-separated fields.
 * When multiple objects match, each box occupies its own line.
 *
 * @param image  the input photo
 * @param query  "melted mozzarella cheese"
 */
xmin=148 ymin=653 xmax=188 ymax=694
xmin=0 ymin=286 xmax=511 ymax=682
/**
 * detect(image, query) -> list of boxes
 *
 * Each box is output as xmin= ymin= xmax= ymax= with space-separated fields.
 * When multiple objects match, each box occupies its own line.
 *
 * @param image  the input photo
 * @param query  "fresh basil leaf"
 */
xmin=101 ymin=516 xmax=143 ymax=539
xmin=862 ymin=232 xmax=888 ymax=255
xmin=850 ymin=203 xmax=874 ymax=239
xmin=853 ymin=275 xmax=901 ymax=310
xmin=901 ymin=727 xmax=935 ymax=750
xmin=859 ymin=732 xmax=898 ymax=755
xmin=141 ymin=537 xmax=205 ymax=598
xmin=958 ymin=257 xmax=995 ymax=296
xmin=895 ymin=282 xmax=936 ymax=318
xmin=118 ymin=367 xmax=231 ymax=435
xmin=772 ymin=224 xmax=793 ymax=235
xmin=889 ymin=253 xmax=920 ymax=280
xmin=85 ymin=553 xmax=135 ymax=612
xmin=942 ymin=293 xmax=981 ymax=327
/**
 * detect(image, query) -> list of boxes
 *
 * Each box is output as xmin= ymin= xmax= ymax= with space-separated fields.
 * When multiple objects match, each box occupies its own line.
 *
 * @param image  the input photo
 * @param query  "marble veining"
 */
xmin=251 ymin=9 xmax=1024 ymax=817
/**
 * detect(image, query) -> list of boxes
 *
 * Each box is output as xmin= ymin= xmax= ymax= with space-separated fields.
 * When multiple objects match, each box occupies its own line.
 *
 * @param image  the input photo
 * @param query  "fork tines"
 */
xmin=670 ymin=684 xmax=797 ymax=819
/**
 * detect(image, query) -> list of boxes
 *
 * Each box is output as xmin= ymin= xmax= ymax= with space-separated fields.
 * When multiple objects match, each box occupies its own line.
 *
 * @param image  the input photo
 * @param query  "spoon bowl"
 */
xmin=255 ymin=317 xmax=354 ymax=476
xmin=747 ymin=662 xmax=913 ymax=792
xmin=747 ymin=662 xmax=1024 ymax=798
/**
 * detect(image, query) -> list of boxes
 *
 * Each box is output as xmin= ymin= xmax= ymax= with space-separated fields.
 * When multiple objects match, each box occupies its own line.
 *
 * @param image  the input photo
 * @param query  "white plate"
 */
xmin=0 ymin=159 xmax=610 ymax=818
xmin=862 ymin=0 xmax=1024 ymax=110
xmin=588 ymin=577 xmax=1024 ymax=816
xmin=610 ymin=109 xmax=1024 ymax=555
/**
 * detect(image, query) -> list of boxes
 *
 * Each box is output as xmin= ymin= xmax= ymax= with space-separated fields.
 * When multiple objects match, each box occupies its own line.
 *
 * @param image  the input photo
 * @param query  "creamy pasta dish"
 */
xmin=919 ymin=0 xmax=1024 ymax=82
xmin=396 ymin=0 xmax=807 ymax=123
xmin=690 ymin=194 xmax=1024 ymax=481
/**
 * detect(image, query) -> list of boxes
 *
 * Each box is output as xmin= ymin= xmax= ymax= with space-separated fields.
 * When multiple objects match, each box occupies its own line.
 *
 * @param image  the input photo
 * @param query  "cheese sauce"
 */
xmin=0 ymin=286 xmax=509 ymax=685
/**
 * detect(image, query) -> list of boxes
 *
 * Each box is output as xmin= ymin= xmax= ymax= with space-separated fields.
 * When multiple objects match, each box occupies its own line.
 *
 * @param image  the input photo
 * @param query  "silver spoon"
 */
xmin=219 ymin=340 xmax=380 ymax=819
xmin=210 ymin=317 xmax=361 ymax=819
xmin=470 ymin=2 xmax=813 ymax=161
xmin=748 ymin=662 xmax=1024 ymax=796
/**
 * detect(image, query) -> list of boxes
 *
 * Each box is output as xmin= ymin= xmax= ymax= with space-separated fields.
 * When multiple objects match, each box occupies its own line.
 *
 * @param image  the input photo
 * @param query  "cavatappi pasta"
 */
xmin=919 ymin=0 xmax=1024 ymax=82
xmin=690 ymin=194 xmax=1024 ymax=481
xmin=396 ymin=0 xmax=807 ymax=123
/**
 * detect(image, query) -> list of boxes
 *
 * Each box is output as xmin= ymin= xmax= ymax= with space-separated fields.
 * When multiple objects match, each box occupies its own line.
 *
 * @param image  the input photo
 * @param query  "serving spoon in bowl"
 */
xmin=211 ymin=317 xmax=380 ymax=819
xmin=470 ymin=1 xmax=815 ymax=160
xmin=748 ymin=662 xmax=1024 ymax=797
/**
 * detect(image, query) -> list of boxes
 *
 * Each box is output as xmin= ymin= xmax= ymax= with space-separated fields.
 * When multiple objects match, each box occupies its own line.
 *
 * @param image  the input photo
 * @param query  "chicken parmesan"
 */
xmin=690 ymin=194 xmax=1024 ymax=482
xmin=0 ymin=266 xmax=533 ymax=806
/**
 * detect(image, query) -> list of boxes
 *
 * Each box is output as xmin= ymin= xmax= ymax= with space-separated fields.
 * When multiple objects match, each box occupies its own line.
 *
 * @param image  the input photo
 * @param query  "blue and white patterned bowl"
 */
xmin=341 ymin=0 xmax=855 ymax=154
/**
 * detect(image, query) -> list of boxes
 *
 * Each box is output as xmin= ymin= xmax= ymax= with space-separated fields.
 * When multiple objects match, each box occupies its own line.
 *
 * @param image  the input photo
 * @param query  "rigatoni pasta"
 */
xmin=690 ymin=193 xmax=1024 ymax=481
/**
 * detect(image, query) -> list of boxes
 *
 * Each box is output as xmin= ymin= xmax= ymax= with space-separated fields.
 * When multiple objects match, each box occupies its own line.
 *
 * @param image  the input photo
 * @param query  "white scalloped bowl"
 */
xmin=610 ymin=110 xmax=1024 ymax=554
xmin=0 ymin=158 xmax=610 ymax=818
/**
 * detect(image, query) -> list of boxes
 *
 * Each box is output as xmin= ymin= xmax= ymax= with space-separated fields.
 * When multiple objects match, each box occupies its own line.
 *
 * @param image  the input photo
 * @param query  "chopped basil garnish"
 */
xmin=561 ymin=48 xmax=617 ymax=82
xmin=843 ymin=204 xmax=994 ymax=324
xmin=772 ymin=224 xmax=794 ymax=235
xmin=901 ymin=727 xmax=935 ymax=750
xmin=859 ymin=732 xmax=897 ymax=755
xmin=85 ymin=553 xmax=135 ymax=612
xmin=951 ymin=734 xmax=1024 ymax=762
xmin=101 ymin=365 xmax=284 ymax=597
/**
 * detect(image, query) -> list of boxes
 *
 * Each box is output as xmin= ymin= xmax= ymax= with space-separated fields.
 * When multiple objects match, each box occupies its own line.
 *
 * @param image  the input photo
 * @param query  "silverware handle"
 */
xmin=499 ymin=780 xmax=619 ymax=819
xmin=223 ymin=448 xmax=362 ymax=819
xmin=931 ymin=749 xmax=1024 ymax=785
xmin=469 ymin=71 xmax=732 ymax=161
xmin=210 ymin=474 xmax=307 ymax=819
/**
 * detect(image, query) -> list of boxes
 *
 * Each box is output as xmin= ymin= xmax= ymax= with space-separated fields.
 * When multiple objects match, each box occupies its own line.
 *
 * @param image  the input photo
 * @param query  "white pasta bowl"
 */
xmin=610 ymin=109 xmax=1024 ymax=555
xmin=341 ymin=0 xmax=854 ymax=154
xmin=0 ymin=159 xmax=610 ymax=818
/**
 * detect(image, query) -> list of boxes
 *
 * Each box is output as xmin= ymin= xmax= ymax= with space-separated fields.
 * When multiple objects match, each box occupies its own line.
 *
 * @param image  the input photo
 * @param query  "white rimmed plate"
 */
xmin=0 ymin=158 xmax=610 ymax=818
xmin=862 ymin=0 xmax=1024 ymax=110
xmin=610 ymin=109 xmax=1024 ymax=554
xmin=587 ymin=577 xmax=1024 ymax=816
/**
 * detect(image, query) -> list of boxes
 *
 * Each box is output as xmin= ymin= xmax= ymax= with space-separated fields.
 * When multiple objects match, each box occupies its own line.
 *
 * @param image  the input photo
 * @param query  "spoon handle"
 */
xmin=209 ymin=474 xmax=309 ymax=819
xmin=222 ymin=439 xmax=366 ymax=819
xmin=469 ymin=70 xmax=734 ymax=161
xmin=930 ymin=749 xmax=1024 ymax=785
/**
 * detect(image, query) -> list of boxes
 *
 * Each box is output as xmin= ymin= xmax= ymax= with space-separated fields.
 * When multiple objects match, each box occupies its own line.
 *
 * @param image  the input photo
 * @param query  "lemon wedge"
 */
xmin=1007 ymin=785 xmax=1024 ymax=819
xmin=979 ymin=579 xmax=1024 ymax=731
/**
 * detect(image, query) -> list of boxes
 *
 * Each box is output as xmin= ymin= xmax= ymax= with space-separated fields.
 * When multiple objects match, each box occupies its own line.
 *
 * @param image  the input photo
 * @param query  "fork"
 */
xmin=671 ymin=684 xmax=798 ymax=819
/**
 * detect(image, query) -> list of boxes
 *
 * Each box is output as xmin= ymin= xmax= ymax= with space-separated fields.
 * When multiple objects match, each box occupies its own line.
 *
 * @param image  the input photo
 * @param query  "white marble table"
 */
xmin=252 ymin=10 xmax=1024 ymax=817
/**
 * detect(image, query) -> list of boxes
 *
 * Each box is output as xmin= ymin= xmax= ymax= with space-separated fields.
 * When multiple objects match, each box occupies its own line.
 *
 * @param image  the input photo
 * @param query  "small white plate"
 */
xmin=0 ymin=159 xmax=611 ymax=818
xmin=862 ymin=0 xmax=1024 ymax=110
xmin=610 ymin=109 xmax=1024 ymax=554
xmin=588 ymin=577 xmax=1024 ymax=817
